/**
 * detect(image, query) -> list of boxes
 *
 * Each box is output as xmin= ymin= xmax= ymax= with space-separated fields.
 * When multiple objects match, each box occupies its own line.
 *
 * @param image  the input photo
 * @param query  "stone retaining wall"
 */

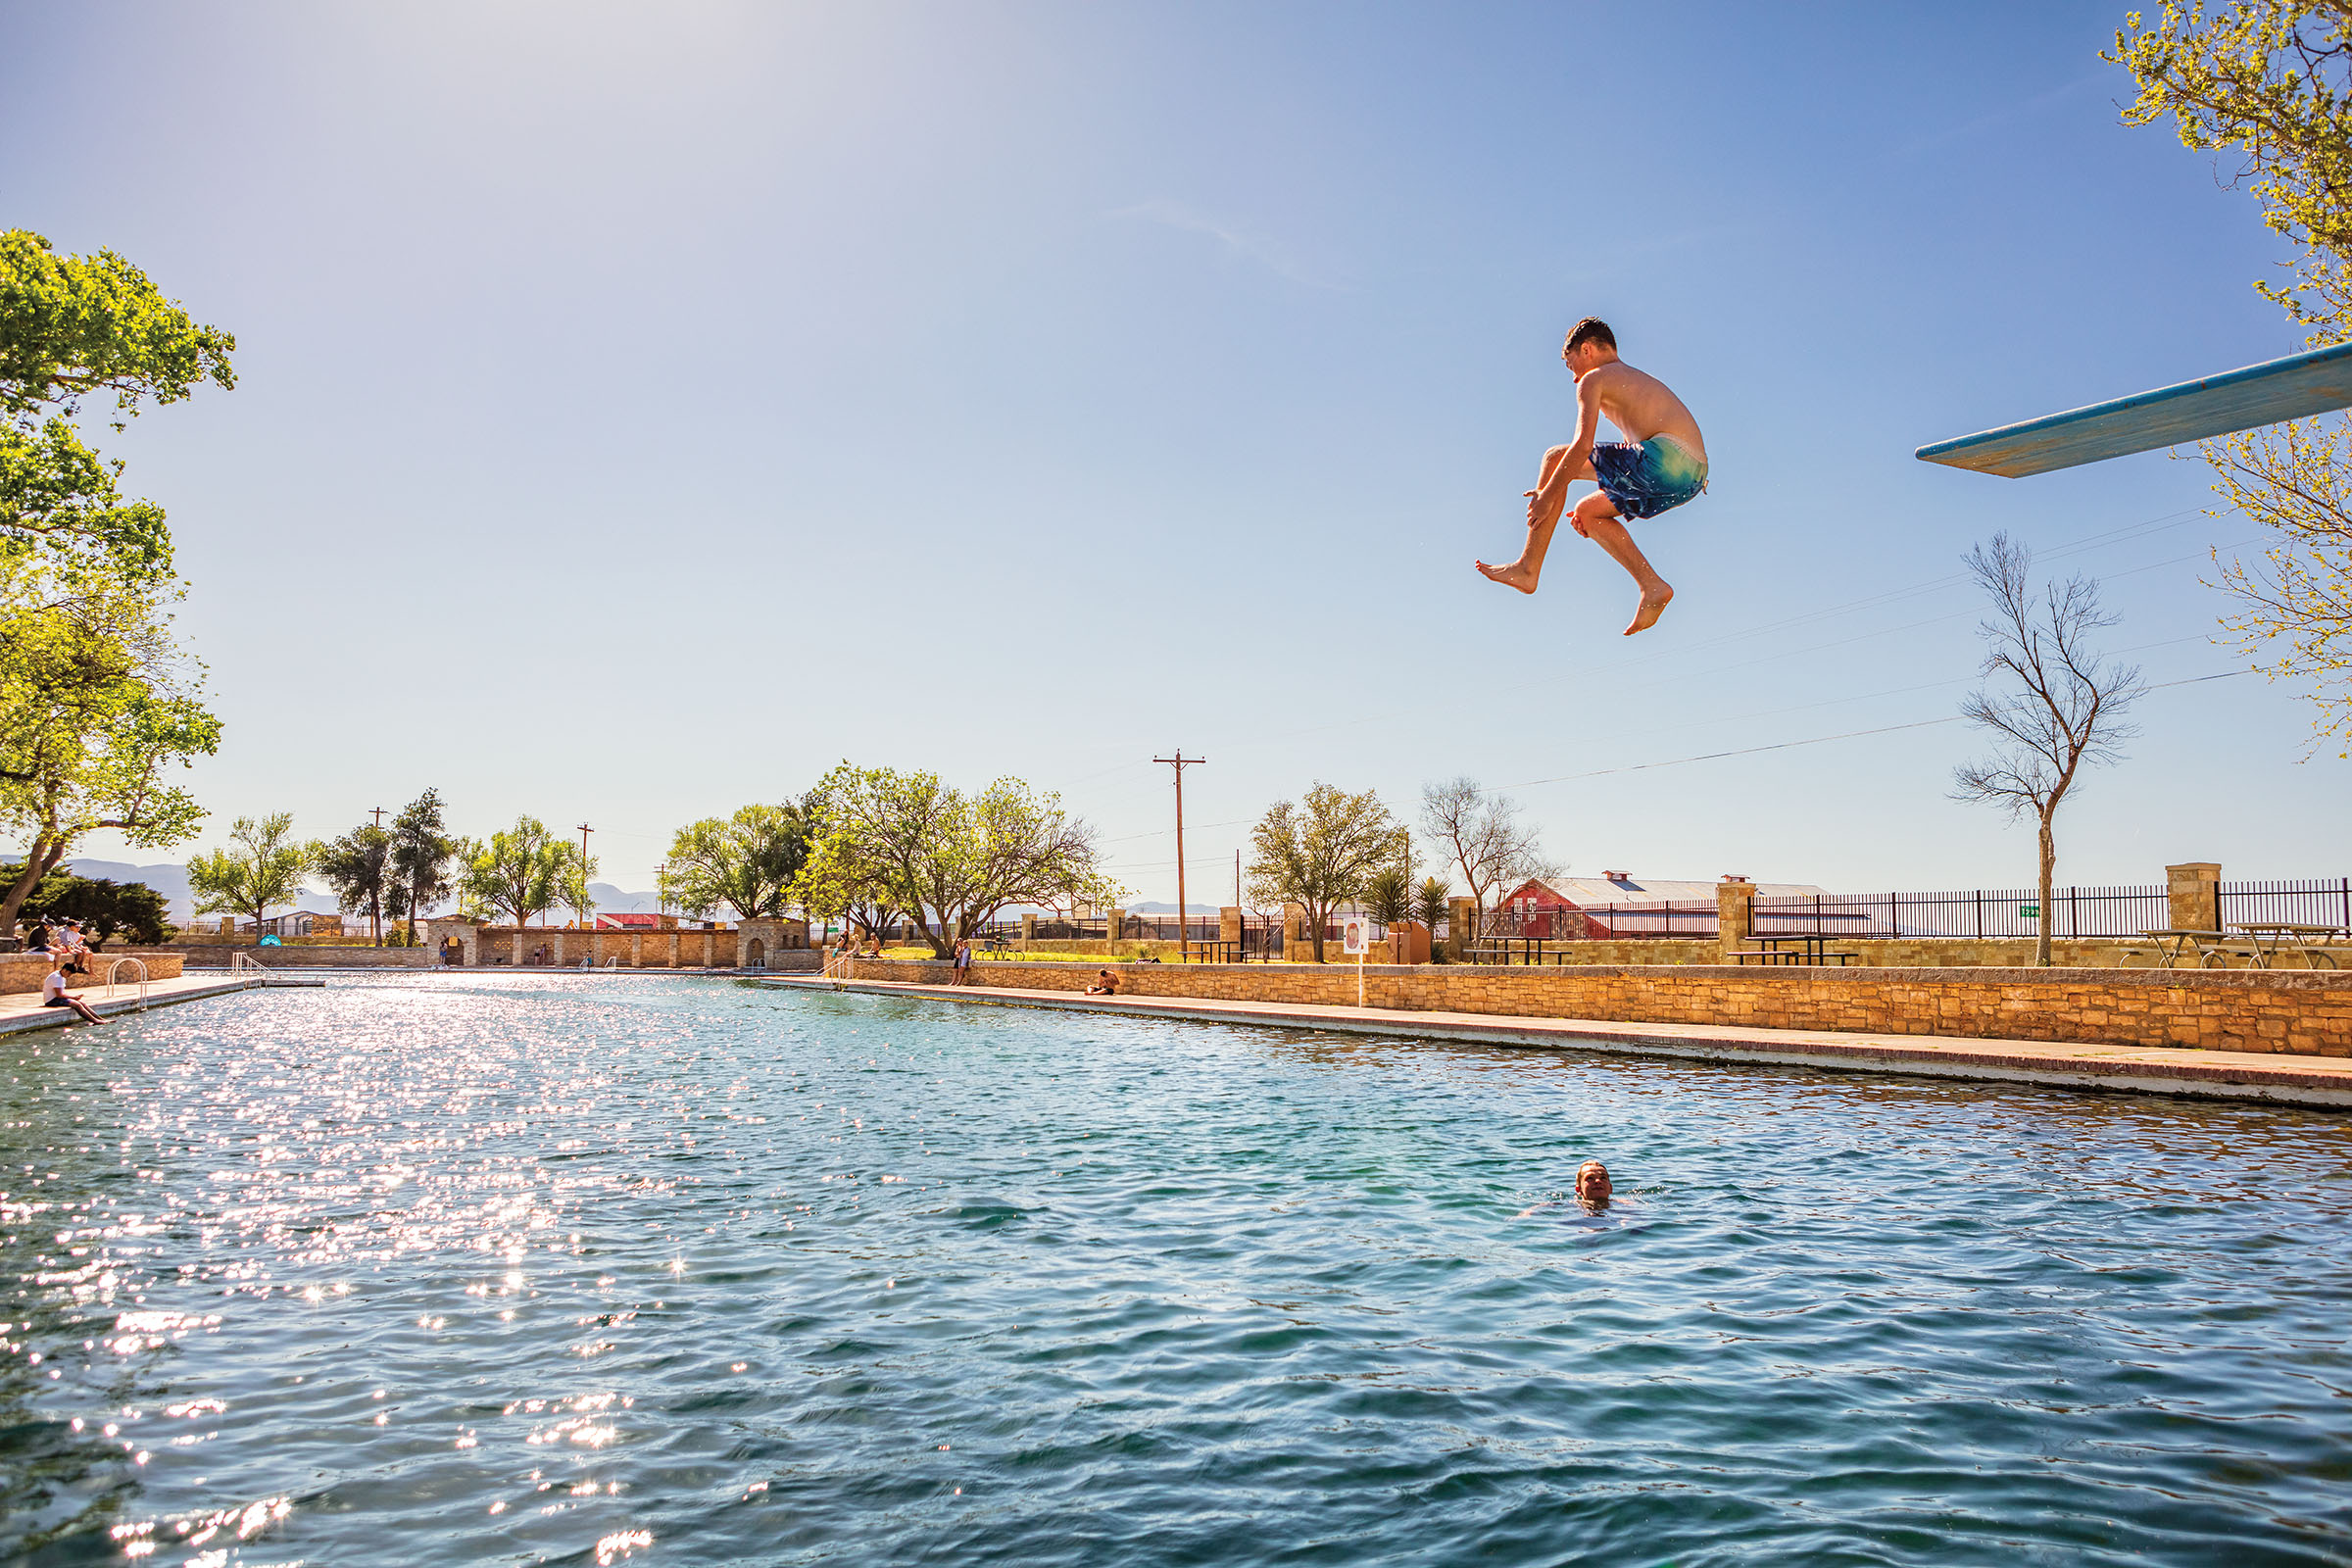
xmin=1462 ymin=938 xmax=2154 ymax=966
xmin=1 ymin=949 xmax=186 ymax=994
xmin=170 ymin=945 xmax=434 ymax=969
xmin=847 ymin=957 xmax=2352 ymax=1056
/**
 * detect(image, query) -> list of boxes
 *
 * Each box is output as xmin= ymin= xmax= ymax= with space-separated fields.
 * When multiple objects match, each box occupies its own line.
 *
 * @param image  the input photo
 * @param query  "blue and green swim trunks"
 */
xmin=1591 ymin=434 xmax=1708 ymax=520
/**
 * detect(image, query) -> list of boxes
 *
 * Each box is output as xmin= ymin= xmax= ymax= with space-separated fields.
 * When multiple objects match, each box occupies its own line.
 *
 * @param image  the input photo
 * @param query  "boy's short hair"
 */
xmin=1565 ymin=317 xmax=1616 ymax=354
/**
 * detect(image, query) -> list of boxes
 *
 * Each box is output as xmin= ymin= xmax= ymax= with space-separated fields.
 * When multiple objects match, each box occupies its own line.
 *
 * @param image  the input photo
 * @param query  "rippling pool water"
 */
xmin=1 ymin=974 xmax=2348 ymax=1566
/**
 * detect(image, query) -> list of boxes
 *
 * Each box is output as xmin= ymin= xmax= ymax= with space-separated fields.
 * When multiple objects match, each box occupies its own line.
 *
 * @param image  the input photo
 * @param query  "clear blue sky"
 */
xmin=6 ymin=0 xmax=2342 ymax=903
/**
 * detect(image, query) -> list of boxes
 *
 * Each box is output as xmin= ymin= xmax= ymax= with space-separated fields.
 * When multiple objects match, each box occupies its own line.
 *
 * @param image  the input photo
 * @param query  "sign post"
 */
xmin=1343 ymin=915 xmax=1370 ymax=1007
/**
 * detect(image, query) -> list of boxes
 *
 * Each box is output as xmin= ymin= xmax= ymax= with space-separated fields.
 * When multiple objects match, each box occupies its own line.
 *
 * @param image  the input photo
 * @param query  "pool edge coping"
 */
xmin=760 ymin=978 xmax=2352 ymax=1109
xmin=0 ymin=976 xmax=267 ymax=1037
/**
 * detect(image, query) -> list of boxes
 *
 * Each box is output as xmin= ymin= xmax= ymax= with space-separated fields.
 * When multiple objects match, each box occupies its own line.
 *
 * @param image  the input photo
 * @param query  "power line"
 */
xmin=1497 ymin=669 xmax=2253 ymax=791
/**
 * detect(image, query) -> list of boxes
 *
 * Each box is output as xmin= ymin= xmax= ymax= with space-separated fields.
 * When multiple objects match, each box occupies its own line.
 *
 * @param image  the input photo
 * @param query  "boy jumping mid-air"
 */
xmin=1477 ymin=318 xmax=1707 ymax=635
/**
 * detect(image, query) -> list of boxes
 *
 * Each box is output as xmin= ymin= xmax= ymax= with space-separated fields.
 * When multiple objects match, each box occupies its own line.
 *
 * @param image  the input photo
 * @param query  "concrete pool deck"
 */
xmin=0 ymin=974 xmax=266 ymax=1036
xmin=764 ymin=976 xmax=2352 ymax=1108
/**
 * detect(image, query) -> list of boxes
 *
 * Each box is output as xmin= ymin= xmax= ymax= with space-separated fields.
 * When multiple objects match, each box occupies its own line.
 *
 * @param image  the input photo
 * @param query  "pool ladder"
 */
xmin=105 ymin=957 xmax=150 ymax=1010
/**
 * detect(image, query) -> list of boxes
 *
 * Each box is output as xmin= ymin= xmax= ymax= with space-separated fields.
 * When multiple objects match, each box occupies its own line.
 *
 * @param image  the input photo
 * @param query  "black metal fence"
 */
xmin=1478 ymin=879 xmax=2351 ymax=943
xmin=2219 ymin=878 xmax=2352 ymax=929
xmin=1749 ymin=885 xmax=2173 ymax=939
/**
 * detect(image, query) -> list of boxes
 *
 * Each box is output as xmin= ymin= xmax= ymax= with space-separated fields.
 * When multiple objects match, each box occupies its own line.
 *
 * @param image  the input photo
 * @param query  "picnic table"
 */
xmin=1182 ymin=940 xmax=1244 ymax=963
xmin=1467 ymin=938 xmax=1574 ymax=966
xmin=1732 ymin=933 xmax=1857 ymax=966
xmin=2129 ymin=928 xmax=2308 ymax=968
xmin=2231 ymin=922 xmax=2346 ymax=969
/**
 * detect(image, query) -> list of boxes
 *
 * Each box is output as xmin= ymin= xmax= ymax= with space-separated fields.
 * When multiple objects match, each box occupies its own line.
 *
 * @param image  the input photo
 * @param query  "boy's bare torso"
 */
xmin=1581 ymin=361 xmax=1704 ymax=460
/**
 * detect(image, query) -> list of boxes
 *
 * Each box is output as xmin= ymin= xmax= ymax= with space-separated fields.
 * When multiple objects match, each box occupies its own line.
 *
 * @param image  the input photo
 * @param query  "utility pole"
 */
xmin=1152 ymin=752 xmax=1205 ymax=961
xmin=368 ymin=806 xmax=387 ymax=828
xmin=576 ymin=823 xmax=594 ymax=929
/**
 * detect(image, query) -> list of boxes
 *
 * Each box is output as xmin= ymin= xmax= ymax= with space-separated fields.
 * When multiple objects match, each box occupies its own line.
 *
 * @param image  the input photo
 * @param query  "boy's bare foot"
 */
xmin=1624 ymin=583 xmax=1674 ymax=635
xmin=1476 ymin=560 xmax=1538 ymax=594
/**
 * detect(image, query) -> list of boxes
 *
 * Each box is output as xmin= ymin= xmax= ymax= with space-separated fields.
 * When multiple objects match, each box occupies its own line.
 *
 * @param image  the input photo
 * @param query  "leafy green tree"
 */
xmin=2 ymin=230 xmax=234 ymax=585
xmin=0 ymin=230 xmax=236 ymax=420
xmin=2112 ymin=6 xmax=2352 ymax=749
xmin=1 ymin=417 xmax=171 ymax=587
xmin=1246 ymin=784 xmax=1411 ymax=962
xmin=1415 ymin=875 xmax=1452 ymax=959
xmin=187 ymin=813 xmax=321 ymax=937
xmin=462 ymin=815 xmax=574 ymax=927
xmin=316 ymin=824 xmax=395 ymax=944
xmin=18 ymin=871 xmax=170 ymax=945
xmin=1951 ymin=535 xmax=2145 ymax=967
xmin=563 ymin=846 xmax=600 ymax=927
xmin=659 ymin=802 xmax=811 ymax=920
xmin=803 ymin=762 xmax=1101 ymax=956
xmin=1362 ymin=865 xmax=1414 ymax=930
xmin=0 ymin=578 xmax=218 ymax=938
xmin=388 ymin=788 xmax=461 ymax=941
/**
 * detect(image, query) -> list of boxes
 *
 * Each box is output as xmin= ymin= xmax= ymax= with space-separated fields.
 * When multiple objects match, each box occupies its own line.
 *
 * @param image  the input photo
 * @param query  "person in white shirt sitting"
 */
xmin=39 ymin=954 xmax=106 ymax=1026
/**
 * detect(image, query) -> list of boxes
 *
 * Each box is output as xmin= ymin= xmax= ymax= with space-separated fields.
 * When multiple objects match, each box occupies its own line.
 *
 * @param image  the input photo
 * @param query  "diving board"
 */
xmin=1916 ymin=340 xmax=2352 ymax=477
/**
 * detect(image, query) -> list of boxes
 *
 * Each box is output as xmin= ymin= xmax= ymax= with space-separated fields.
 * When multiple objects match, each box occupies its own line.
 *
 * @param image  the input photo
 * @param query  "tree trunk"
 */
xmin=0 ymin=834 xmax=67 ymax=942
xmin=2035 ymin=814 xmax=2056 ymax=968
xmin=1309 ymin=901 xmax=1328 ymax=962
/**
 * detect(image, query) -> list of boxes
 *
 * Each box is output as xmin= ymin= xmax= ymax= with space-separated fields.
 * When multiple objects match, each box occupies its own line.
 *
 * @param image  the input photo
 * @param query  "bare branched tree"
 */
xmin=1951 ymin=533 xmax=2145 ymax=966
xmin=1418 ymin=777 xmax=1555 ymax=934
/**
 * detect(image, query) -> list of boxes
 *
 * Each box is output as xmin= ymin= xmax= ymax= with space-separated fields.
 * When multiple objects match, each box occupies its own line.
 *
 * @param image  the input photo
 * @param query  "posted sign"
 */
xmin=1342 ymin=916 xmax=1371 ymax=956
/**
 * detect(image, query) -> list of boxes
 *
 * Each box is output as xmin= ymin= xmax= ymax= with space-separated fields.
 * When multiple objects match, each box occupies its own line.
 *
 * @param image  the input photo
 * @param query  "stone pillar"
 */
xmin=1219 ymin=906 xmax=1242 ymax=957
xmin=551 ymin=929 xmax=565 ymax=967
xmin=1282 ymin=903 xmax=1308 ymax=960
xmin=1447 ymin=897 xmax=1477 ymax=962
xmin=2168 ymin=862 xmax=2222 ymax=932
xmin=424 ymin=917 xmax=479 ymax=965
xmin=1108 ymin=908 xmax=1125 ymax=948
xmin=1716 ymin=877 xmax=1756 ymax=960
xmin=702 ymin=931 xmax=714 ymax=967
xmin=631 ymin=933 xmax=643 ymax=967
xmin=737 ymin=917 xmax=793 ymax=968
xmin=1020 ymin=912 xmax=1036 ymax=945
xmin=666 ymin=932 xmax=680 ymax=967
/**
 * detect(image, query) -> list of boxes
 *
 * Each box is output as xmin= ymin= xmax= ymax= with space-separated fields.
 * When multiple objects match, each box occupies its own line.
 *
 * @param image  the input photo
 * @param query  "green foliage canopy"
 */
xmin=187 ymin=812 xmax=321 ymax=935
xmin=0 ymin=577 xmax=218 ymax=938
xmin=801 ymin=762 xmax=1101 ymax=956
xmin=660 ymin=802 xmax=810 ymax=921
xmin=1245 ymin=783 xmax=1410 ymax=962
xmin=388 ymin=788 xmax=462 ymax=940
xmin=316 ymin=824 xmax=395 ymax=944
xmin=17 ymin=872 xmax=170 ymax=946
xmin=0 ymin=230 xmax=236 ymax=422
xmin=462 ymin=815 xmax=578 ymax=927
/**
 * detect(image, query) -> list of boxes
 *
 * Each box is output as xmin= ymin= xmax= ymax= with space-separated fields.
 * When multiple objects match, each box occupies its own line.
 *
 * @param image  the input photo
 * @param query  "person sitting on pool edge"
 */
xmin=1086 ymin=969 xmax=1118 ymax=996
xmin=39 ymin=952 xmax=107 ymax=1026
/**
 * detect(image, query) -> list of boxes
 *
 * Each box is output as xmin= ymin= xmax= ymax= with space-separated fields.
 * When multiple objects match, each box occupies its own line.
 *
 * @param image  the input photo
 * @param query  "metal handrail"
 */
xmin=105 ymin=957 xmax=150 ymax=1008
xmin=230 ymin=950 xmax=266 ymax=980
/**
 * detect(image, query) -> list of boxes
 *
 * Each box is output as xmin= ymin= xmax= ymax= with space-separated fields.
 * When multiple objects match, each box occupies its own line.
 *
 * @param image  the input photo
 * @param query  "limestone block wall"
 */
xmin=1516 ymin=938 xmax=2152 ymax=967
xmin=171 ymin=945 xmax=431 ymax=969
xmin=1 ymin=949 xmax=187 ymax=994
xmin=843 ymin=957 xmax=2352 ymax=1056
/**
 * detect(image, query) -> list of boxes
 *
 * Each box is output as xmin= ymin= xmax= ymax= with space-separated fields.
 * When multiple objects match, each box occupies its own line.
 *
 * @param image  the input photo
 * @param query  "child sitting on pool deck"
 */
xmin=39 ymin=953 xmax=107 ymax=1026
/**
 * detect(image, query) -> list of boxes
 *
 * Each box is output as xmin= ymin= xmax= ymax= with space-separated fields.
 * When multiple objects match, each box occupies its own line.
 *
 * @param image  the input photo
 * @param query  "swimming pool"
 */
xmin=1 ymin=974 xmax=2345 ymax=1565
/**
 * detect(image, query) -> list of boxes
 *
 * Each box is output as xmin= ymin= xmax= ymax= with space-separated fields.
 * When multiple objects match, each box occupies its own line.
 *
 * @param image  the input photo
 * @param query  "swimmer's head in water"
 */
xmin=1575 ymin=1159 xmax=1611 ymax=1205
